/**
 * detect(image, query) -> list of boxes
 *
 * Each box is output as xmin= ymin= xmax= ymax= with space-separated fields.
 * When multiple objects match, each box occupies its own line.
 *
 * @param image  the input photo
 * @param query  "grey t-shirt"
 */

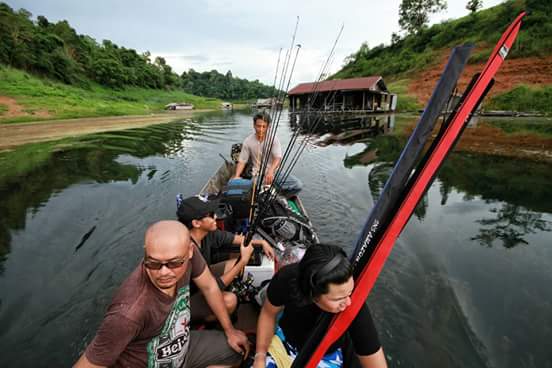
xmin=238 ymin=133 xmax=282 ymax=176
xmin=85 ymin=250 xmax=207 ymax=368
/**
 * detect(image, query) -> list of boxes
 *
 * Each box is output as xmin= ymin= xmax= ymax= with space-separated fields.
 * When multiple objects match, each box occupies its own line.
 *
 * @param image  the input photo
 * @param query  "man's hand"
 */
xmin=239 ymin=241 xmax=255 ymax=266
xmin=264 ymin=169 xmax=275 ymax=185
xmin=259 ymin=240 xmax=275 ymax=260
xmin=225 ymin=327 xmax=249 ymax=355
xmin=253 ymin=353 xmax=267 ymax=368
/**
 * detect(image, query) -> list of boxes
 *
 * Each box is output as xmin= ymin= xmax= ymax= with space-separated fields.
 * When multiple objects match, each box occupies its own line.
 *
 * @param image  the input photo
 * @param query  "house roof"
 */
xmin=288 ymin=76 xmax=387 ymax=96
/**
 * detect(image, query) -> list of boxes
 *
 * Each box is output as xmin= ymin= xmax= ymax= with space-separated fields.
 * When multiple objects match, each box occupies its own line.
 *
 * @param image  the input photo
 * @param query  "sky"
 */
xmin=7 ymin=0 xmax=505 ymax=85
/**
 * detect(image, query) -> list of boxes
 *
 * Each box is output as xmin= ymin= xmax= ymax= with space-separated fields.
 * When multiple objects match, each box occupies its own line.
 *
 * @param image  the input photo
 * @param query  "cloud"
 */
xmin=8 ymin=0 xmax=507 ymax=85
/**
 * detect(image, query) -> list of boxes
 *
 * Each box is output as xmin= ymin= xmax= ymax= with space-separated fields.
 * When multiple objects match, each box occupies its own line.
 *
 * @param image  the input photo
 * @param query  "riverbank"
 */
xmin=0 ymin=111 xmax=206 ymax=151
xmin=0 ymin=65 xmax=222 ymax=124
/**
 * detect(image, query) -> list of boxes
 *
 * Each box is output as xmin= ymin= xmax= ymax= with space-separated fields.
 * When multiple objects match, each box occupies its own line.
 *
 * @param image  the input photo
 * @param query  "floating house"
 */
xmin=288 ymin=76 xmax=397 ymax=115
xmin=251 ymin=97 xmax=283 ymax=109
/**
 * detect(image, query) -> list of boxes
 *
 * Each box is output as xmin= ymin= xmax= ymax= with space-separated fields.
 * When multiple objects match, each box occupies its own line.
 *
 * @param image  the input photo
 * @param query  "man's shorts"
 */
xmin=183 ymin=330 xmax=242 ymax=368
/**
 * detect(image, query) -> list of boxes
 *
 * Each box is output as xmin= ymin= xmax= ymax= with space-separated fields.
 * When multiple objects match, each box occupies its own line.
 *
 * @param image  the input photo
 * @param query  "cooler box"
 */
xmin=243 ymin=255 xmax=275 ymax=287
xmin=221 ymin=178 xmax=253 ymax=219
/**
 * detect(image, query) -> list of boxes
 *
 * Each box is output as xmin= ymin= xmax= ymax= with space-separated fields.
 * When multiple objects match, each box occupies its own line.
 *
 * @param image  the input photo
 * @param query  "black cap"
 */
xmin=176 ymin=195 xmax=219 ymax=225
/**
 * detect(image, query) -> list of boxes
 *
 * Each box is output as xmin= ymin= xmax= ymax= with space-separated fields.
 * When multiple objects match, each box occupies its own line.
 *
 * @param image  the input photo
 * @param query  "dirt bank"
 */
xmin=0 ymin=111 xmax=207 ymax=151
xmin=0 ymin=95 xmax=51 ymax=118
xmin=408 ymin=51 xmax=552 ymax=105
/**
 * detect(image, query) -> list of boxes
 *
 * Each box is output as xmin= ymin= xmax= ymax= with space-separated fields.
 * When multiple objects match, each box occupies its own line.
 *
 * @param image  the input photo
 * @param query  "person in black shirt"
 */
xmin=254 ymin=244 xmax=387 ymax=368
xmin=177 ymin=195 xmax=275 ymax=322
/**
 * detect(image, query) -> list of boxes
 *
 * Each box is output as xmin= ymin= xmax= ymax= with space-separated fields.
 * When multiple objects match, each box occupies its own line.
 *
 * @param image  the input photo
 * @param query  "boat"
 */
xmin=165 ymin=102 xmax=194 ymax=110
xmin=198 ymin=148 xmax=318 ymax=283
xmin=190 ymin=144 xmax=319 ymax=331
xmin=221 ymin=102 xmax=233 ymax=110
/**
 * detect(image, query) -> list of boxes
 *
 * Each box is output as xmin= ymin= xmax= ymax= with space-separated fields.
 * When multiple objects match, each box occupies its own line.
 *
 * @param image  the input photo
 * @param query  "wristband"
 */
xmin=254 ymin=352 xmax=267 ymax=359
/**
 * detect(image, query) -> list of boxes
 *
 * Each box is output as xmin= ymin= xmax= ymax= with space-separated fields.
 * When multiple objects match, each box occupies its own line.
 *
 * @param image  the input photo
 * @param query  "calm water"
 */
xmin=0 ymin=111 xmax=551 ymax=368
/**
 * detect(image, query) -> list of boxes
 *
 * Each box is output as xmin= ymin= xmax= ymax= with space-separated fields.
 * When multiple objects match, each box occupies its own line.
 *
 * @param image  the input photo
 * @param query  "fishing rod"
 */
xmin=241 ymin=18 xmax=301 ymax=247
xmin=245 ymin=44 xmax=302 ymax=247
xmin=258 ymin=44 xmax=302 ymax=188
xmin=257 ymin=16 xmax=300 ymax=188
xmin=292 ymin=13 xmax=525 ymax=367
xmin=247 ymin=47 xmax=285 ymax=224
xmin=248 ymin=26 xmax=346 ymax=238
xmin=256 ymin=56 xmax=345 ymax=218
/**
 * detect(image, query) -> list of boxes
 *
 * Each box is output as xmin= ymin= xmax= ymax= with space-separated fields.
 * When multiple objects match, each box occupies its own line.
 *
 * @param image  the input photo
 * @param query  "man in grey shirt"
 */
xmin=233 ymin=113 xmax=282 ymax=184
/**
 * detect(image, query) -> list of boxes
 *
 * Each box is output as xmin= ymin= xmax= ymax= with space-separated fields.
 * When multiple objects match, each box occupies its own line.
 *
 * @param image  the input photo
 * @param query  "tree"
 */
xmin=398 ymin=0 xmax=447 ymax=34
xmin=466 ymin=0 xmax=483 ymax=13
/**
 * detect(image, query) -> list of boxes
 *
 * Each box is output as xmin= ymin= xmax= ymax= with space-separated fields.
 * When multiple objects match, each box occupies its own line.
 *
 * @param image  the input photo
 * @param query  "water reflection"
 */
xmin=0 ymin=111 xmax=550 ymax=367
xmin=472 ymin=203 xmax=551 ymax=248
xmin=324 ymin=115 xmax=552 ymax=249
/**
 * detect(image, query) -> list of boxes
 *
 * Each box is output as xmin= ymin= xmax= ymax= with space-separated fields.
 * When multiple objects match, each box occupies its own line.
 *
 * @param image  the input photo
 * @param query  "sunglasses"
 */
xmin=144 ymin=257 xmax=187 ymax=270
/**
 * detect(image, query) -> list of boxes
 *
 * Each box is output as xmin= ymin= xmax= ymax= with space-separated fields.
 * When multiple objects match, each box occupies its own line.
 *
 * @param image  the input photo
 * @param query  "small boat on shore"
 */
xmin=165 ymin=102 xmax=194 ymax=110
xmin=221 ymin=102 xmax=233 ymax=110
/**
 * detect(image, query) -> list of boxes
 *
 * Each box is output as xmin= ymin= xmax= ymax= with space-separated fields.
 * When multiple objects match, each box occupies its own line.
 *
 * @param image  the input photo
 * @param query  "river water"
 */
xmin=0 ymin=110 xmax=550 ymax=368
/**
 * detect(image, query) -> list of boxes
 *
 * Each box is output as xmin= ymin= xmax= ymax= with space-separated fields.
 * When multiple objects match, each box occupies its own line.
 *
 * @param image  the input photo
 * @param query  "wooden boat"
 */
xmin=193 ymin=148 xmax=364 ymax=367
xmin=199 ymin=157 xmax=318 ymax=287
xmin=197 ymin=149 xmax=318 ymax=321
xmin=165 ymin=102 xmax=194 ymax=110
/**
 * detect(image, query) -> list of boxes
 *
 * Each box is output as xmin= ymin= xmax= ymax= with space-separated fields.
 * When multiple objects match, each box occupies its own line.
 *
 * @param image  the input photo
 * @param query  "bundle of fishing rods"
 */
xmin=243 ymin=18 xmax=347 ymax=246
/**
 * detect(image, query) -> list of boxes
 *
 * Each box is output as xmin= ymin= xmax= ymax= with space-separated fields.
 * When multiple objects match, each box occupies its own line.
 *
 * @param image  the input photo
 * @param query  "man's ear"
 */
xmin=191 ymin=219 xmax=201 ymax=228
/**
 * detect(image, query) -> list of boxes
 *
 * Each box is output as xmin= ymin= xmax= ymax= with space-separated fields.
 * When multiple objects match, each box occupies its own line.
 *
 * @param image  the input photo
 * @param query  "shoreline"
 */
xmin=0 ymin=110 xmax=211 ymax=151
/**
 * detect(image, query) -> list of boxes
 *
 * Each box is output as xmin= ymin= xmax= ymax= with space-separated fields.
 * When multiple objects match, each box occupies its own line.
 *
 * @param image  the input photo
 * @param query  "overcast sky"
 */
xmin=7 ymin=0 xmax=504 ymax=85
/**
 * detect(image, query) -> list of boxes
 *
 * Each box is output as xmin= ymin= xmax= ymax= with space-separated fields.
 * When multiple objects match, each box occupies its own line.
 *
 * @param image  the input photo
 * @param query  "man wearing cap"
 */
xmin=177 ymin=195 xmax=275 ymax=322
xmin=74 ymin=220 xmax=248 ymax=368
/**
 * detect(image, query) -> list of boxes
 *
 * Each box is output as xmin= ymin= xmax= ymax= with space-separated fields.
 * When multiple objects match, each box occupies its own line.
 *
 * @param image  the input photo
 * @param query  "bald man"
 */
xmin=74 ymin=220 xmax=248 ymax=368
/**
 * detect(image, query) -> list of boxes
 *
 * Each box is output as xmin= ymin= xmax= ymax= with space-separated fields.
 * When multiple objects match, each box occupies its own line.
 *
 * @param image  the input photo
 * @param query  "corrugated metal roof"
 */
xmin=288 ymin=76 xmax=386 ymax=95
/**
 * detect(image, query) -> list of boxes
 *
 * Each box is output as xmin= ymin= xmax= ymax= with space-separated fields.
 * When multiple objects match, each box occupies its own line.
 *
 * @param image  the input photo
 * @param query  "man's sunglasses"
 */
xmin=144 ymin=258 xmax=187 ymax=270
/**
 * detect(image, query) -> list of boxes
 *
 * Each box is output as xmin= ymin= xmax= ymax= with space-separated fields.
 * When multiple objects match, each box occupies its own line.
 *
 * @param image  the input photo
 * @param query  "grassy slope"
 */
xmin=333 ymin=0 xmax=552 ymax=113
xmin=0 ymin=65 xmax=222 ymax=123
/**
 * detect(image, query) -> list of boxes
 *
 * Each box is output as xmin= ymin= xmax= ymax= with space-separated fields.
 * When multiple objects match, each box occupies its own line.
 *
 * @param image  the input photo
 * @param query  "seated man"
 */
xmin=232 ymin=113 xmax=302 ymax=194
xmin=177 ymin=195 xmax=275 ymax=322
xmin=74 ymin=220 xmax=248 ymax=368
xmin=253 ymin=244 xmax=387 ymax=368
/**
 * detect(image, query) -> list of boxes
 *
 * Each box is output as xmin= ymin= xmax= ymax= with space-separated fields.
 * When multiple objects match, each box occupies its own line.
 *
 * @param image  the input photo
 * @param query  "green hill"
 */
xmin=334 ymin=0 xmax=552 ymax=114
xmin=0 ymin=1 xmax=276 ymax=123
xmin=0 ymin=65 xmax=221 ymax=123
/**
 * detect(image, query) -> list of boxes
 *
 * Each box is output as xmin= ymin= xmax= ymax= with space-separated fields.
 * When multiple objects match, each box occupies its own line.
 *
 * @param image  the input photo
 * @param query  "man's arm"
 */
xmin=73 ymin=355 xmax=106 ymax=368
xmin=265 ymin=157 xmax=281 ymax=185
xmin=218 ymin=239 xmax=254 ymax=287
xmin=253 ymin=298 xmax=283 ymax=368
xmin=193 ymin=267 xmax=248 ymax=353
xmin=357 ymin=348 xmax=388 ymax=368
xmin=73 ymin=313 xmax=139 ymax=368
xmin=233 ymin=234 xmax=274 ymax=260
xmin=233 ymin=160 xmax=247 ymax=179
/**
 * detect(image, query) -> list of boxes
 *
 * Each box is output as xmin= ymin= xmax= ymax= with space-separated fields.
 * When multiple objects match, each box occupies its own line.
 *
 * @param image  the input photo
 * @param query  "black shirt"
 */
xmin=194 ymin=230 xmax=235 ymax=265
xmin=267 ymin=263 xmax=381 ymax=356
xmin=190 ymin=230 xmax=235 ymax=293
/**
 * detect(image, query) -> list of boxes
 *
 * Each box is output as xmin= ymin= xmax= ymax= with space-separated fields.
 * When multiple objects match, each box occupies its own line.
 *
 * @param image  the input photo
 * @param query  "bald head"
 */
xmin=144 ymin=220 xmax=191 ymax=257
xmin=143 ymin=221 xmax=192 ymax=294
